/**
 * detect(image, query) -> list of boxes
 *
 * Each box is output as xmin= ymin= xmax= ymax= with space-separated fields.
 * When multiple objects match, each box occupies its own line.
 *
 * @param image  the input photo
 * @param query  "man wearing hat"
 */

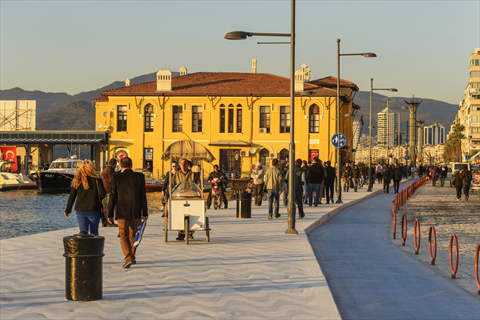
xmin=251 ymin=162 xmax=265 ymax=206
xmin=206 ymin=164 xmax=228 ymax=209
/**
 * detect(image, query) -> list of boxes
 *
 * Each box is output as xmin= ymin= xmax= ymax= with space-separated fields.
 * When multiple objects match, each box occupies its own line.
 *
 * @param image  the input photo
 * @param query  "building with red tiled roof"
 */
xmin=94 ymin=66 xmax=360 ymax=176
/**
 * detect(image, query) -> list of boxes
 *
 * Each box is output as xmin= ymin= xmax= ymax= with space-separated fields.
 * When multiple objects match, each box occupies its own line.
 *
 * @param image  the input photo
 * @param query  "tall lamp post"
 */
xmin=336 ymin=39 xmax=376 ymax=203
xmin=224 ymin=0 xmax=297 ymax=235
xmin=367 ymin=78 xmax=397 ymax=192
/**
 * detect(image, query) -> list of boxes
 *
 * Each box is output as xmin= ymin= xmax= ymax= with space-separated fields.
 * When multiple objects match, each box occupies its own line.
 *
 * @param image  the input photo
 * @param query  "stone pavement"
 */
xmin=1 ymin=181 xmax=388 ymax=319
xmin=394 ymin=175 xmax=480 ymax=297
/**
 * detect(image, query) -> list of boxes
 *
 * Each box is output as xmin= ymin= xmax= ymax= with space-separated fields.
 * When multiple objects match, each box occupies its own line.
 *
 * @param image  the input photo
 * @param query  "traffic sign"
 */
xmin=465 ymin=155 xmax=470 ymax=160
xmin=405 ymin=155 xmax=410 ymax=160
xmin=331 ymin=133 xmax=346 ymax=148
xmin=404 ymin=150 xmax=410 ymax=155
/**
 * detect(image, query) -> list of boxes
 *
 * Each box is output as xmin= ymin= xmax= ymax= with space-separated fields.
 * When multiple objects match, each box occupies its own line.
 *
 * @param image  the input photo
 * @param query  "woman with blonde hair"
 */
xmin=65 ymin=160 xmax=106 ymax=235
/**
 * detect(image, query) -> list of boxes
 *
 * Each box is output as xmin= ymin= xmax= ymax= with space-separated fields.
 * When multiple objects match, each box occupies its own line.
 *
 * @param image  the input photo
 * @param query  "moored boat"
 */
xmin=31 ymin=157 xmax=83 ymax=193
xmin=0 ymin=161 xmax=37 ymax=191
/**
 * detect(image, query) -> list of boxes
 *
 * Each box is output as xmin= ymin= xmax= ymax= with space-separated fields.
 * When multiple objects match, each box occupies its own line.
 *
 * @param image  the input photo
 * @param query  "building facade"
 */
xmin=93 ymin=64 xmax=359 ymax=177
xmin=423 ymin=123 xmax=445 ymax=146
xmin=377 ymin=107 xmax=398 ymax=147
xmin=461 ymin=48 xmax=480 ymax=159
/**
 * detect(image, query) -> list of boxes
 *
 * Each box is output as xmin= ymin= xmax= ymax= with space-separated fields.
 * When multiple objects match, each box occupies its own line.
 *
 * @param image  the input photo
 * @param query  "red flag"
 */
xmin=1 ymin=146 xmax=18 ymax=172
xmin=360 ymin=115 xmax=364 ymax=126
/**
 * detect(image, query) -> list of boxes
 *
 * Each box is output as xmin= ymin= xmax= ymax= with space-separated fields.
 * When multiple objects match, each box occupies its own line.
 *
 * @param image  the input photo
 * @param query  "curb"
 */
xmin=304 ymin=177 xmax=414 ymax=234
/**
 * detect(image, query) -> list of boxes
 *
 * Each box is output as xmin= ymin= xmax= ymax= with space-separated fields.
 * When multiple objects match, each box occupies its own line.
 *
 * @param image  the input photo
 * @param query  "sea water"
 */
xmin=0 ymin=190 xmax=164 ymax=240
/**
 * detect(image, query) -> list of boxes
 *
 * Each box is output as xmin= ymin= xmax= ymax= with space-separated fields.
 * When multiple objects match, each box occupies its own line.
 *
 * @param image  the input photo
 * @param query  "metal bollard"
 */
xmin=63 ymin=231 xmax=105 ymax=301
xmin=236 ymin=191 xmax=252 ymax=218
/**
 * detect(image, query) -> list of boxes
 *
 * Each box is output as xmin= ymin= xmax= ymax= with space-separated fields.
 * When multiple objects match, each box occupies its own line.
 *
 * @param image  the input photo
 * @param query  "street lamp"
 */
xmin=336 ymin=39 xmax=376 ymax=203
xmin=224 ymin=0 xmax=298 ymax=235
xmin=367 ymin=79 xmax=397 ymax=192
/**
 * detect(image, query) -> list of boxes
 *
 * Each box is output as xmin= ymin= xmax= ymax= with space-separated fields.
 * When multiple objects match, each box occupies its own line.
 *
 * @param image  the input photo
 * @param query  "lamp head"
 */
xmin=345 ymin=113 xmax=353 ymax=117
xmin=389 ymin=88 xmax=398 ymax=92
xmin=301 ymin=90 xmax=314 ymax=96
xmin=224 ymin=31 xmax=252 ymax=40
xmin=362 ymin=53 xmax=377 ymax=58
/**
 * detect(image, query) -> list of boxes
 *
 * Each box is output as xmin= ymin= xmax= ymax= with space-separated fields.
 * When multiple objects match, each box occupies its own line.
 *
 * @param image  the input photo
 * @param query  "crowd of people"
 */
xmin=63 ymin=154 xmax=474 ymax=269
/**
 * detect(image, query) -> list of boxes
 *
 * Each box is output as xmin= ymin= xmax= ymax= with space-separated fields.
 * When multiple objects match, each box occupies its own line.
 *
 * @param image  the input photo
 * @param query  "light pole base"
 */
xmin=285 ymin=228 xmax=298 ymax=235
xmin=335 ymin=199 xmax=343 ymax=204
xmin=367 ymin=188 xmax=372 ymax=192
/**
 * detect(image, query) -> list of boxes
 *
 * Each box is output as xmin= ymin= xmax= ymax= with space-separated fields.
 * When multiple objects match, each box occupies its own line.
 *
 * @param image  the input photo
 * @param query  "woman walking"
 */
xmin=439 ymin=166 xmax=448 ymax=187
xmin=65 ymin=160 xmax=106 ymax=235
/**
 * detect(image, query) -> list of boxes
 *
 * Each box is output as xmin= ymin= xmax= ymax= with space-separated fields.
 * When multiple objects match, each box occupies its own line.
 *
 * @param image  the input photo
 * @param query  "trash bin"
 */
xmin=236 ymin=191 xmax=252 ymax=218
xmin=63 ymin=231 xmax=105 ymax=301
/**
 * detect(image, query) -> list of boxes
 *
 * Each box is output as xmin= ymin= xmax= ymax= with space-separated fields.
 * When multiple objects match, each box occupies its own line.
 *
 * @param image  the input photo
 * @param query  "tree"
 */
xmin=443 ymin=124 xmax=465 ymax=161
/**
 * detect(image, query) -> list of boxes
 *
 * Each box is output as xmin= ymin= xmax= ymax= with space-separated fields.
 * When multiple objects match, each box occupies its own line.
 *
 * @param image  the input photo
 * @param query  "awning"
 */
xmin=209 ymin=140 xmax=250 ymax=147
xmin=162 ymin=140 xmax=216 ymax=163
xmin=0 ymin=131 xmax=107 ymax=145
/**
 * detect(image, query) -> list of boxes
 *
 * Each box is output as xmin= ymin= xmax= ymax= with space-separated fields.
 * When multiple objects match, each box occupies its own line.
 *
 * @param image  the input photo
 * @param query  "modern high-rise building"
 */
xmin=423 ymin=123 xmax=445 ymax=145
xmin=377 ymin=107 xmax=398 ymax=146
xmin=353 ymin=120 xmax=361 ymax=151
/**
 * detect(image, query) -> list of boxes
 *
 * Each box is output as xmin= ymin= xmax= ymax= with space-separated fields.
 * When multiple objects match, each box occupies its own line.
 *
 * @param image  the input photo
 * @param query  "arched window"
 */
xmin=259 ymin=148 xmax=269 ymax=166
xmin=279 ymin=148 xmax=289 ymax=168
xmin=309 ymin=105 xmax=319 ymax=133
xmin=145 ymin=104 xmax=154 ymax=132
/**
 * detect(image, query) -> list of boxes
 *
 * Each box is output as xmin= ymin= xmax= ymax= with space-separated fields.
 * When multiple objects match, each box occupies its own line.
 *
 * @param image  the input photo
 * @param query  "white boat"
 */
xmin=30 ymin=156 xmax=83 ymax=192
xmin=0 ymin=160 xmax=37 ymax=191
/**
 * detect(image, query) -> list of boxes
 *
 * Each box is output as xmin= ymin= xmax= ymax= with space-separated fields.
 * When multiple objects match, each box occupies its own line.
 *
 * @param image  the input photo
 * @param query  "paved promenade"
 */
xmin=309 ymin=177 xmax=480 ymax=319
xmin=1 ymin=182 xmax=386 ymax=319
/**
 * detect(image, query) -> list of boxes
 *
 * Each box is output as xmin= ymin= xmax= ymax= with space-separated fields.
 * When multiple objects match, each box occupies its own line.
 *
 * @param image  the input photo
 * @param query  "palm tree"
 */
xmin=443 ymin=124 xmax=466 ymax=161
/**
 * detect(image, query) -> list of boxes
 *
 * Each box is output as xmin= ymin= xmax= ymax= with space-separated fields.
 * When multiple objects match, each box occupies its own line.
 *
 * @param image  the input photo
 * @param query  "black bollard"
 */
xmin=236 ymin=191 xmax=252 ymax=218
xmin=63 ymin=231 xmax=105 ymax=301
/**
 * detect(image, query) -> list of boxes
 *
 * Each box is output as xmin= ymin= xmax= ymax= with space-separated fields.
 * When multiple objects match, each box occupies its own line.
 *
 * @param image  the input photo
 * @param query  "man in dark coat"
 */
xmin=381 ymin=164 xmax=392 ymax=193
xmin=392 ymin=164 xmax=403 ymax=193
xmin=108 ymin=157 xmax=148 ymax=269
xmin=324 ymin=161 xmax=336 ymax=204
xmin=306 ymin=157 xmax=324 ymax=206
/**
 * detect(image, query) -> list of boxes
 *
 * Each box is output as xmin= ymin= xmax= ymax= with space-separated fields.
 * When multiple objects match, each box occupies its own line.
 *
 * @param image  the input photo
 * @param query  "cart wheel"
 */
xmin=185 ymin=215 xmax=190 ymax=245
xmin=205 ymin=217 xmax=210 ymax=242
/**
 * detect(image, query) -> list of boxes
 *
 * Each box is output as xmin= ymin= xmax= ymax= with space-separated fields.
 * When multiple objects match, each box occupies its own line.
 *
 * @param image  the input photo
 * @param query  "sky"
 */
xmin=1 ymin=0 xmax=479 ymax=104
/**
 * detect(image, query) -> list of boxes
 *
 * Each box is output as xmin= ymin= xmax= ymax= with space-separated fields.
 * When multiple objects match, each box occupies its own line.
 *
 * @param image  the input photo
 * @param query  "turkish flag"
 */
xmin=360 ymin=116 xmax=364 ymax=126
xmin=1 ymin=147 xmax=17 ymax=172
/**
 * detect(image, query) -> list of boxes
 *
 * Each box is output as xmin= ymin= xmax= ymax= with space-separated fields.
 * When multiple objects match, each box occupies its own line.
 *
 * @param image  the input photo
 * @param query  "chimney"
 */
xmin=301 ymin=63 xmax=310 ymax=81
xmin=180 ymin=66 xmax=187 ymax=76
xmin=125 ymin=78 xmax=131 ymax=87
xmin=156 ymin=70 xmax=172 ymax=91
xmin=294 ymin=69 xmax=304 ymax=92
xmin=252 ymin=57 xmax=257 ymax=74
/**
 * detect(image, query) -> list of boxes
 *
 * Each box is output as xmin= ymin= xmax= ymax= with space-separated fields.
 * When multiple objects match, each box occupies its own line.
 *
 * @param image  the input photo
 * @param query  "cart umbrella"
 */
xmin=161 ymin=140 xmax=216 ymax=163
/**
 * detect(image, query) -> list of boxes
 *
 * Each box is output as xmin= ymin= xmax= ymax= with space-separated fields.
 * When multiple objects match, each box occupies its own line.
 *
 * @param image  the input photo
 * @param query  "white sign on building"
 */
xmin=0 ymin=100 xmax=36 ymax=131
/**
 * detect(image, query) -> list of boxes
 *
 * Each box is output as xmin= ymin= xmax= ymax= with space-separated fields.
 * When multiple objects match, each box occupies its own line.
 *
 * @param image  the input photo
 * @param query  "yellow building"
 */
xmin=93 ymin=64 xmax=359 ymax=177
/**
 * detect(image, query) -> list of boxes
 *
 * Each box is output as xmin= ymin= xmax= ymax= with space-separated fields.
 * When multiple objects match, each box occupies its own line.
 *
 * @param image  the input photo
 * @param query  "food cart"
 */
xmin=161 ymin=140 xmax=215 ymax=244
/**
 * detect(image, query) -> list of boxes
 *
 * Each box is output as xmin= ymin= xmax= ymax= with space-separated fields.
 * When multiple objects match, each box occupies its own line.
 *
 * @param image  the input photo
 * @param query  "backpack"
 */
xmin=463 ymin=170 xmax=472 ymax=184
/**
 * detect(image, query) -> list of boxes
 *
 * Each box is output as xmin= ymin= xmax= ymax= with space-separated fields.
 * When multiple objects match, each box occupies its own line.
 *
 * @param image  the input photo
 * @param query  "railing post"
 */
xmin=414 ymin=219 xmax=420 ymax=254
xmin=475 ymin=243 xmax=480 ymax=294
xmin=429 ymin=226 xmax=437 ymax=265
xmin=402 ymin=214 xmax=407 ymax=246
xmin=449 ymin=234 xmax=459 ymax=279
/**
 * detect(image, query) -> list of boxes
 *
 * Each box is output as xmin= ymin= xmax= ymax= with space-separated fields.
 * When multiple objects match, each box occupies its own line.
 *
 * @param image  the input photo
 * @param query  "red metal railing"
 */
xmin=475 ymin=243 xmax=480 ymax=294
xmin=449 ymin=234 xmax=459 ymax=279
xmin=402 ymin=214 xmax=407 ymax=246
xmin=429 ymin=226 xmax=437 ymax=265
xmin=414 ymin=219 xmax=420 ymax=255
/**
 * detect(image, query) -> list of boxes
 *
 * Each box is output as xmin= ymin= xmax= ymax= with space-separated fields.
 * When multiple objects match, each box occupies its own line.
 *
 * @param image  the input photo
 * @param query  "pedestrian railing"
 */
xmin=450 ymin=234 xmax=459 ymax=279
xmin=429 ymin=226 xmax=437 ymax=265
xmin=392 ymin=177 xmax=480 ymax=294
xmin=414 ymin=219 xmax=420 ymax=255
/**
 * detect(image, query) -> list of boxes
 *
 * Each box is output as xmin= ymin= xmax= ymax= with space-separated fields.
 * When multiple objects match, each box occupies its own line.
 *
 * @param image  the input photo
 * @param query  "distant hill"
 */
xmin=36 ymin=101 xmax=93 ymax=130
xmin=0 ymin=71 xmax=178 ymax=115
xmin=353 ymin=91 xmax=458 ymax=136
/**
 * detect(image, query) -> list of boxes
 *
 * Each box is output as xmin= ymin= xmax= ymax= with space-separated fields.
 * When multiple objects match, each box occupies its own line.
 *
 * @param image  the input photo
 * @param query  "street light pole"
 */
xmin=367 ymin=79 xmax=398 ymax=192
xmin=224 ymin=0 xmax=297 ymax=235
xmin=336 ymin=39 xmax=376 ymax=202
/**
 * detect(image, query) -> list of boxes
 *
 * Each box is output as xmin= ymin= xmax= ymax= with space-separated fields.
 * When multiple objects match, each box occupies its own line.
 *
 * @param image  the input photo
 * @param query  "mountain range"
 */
xmin=0 ymin=71 xmax=458 ymax=135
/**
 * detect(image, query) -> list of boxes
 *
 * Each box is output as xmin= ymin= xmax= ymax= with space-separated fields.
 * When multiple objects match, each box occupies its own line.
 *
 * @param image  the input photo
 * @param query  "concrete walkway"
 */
xmin=308 ymin=178 xmax=480 ymax=320
xmin=1 ymin=182 xmax=386 ymax=319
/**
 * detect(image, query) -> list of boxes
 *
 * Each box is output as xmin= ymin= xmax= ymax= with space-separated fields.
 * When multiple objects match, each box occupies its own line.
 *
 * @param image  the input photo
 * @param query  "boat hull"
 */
xmin=33 ymin=171 xmax=74 ymax=193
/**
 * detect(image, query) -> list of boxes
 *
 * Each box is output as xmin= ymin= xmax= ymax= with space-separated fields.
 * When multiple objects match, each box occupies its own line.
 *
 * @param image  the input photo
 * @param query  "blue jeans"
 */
xmin=267 ymin=189 xmax=280 ymax=216
xmin=307 ymin=183 xmax=321 ymax=206
xmin=77 ymin=214 xmax=101 ymax=235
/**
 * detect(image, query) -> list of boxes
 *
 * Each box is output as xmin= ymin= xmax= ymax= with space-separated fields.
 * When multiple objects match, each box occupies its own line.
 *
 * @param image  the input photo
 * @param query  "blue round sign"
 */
xmin=405 ymin=155 xmax=410 ymax=160
xmin=332 ymin=133 xmax=346 ymax=148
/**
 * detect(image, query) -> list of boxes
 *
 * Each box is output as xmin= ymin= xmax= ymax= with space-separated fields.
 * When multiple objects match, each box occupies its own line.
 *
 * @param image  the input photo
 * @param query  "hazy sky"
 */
xmin=1 ymin=0 xmax=479 ymax=104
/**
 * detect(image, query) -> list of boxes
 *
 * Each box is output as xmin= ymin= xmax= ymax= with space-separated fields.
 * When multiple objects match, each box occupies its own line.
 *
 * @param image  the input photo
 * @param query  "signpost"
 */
xmin=332 ymin=133 xmax=346 ymax=148
xmin=405 ymin=155 xmax=410 ymax=161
